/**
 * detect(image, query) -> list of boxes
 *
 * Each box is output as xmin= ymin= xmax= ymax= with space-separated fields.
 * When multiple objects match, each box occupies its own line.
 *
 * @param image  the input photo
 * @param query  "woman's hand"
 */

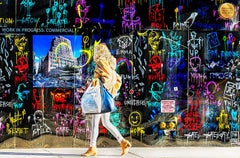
xmin=91 ymin=78 xmax=100 ymax=87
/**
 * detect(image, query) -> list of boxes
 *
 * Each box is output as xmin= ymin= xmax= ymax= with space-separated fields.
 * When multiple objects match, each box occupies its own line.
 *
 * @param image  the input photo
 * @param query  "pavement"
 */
xmin=0 ymin=147 xmax=240 ymax=158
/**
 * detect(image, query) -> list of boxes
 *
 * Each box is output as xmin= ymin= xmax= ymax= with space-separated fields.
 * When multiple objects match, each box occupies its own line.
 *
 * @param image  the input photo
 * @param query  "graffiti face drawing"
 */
xmin=128 ymin=111 xmax=142 ymax=127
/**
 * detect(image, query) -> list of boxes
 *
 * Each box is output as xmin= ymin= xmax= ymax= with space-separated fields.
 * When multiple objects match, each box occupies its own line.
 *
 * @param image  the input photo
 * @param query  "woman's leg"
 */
xmin=101 ymin=112 xmax=131 ymax=156
xmin=89 ymin=114 xmax=101 ymax=147
xmin=100 ymin=112 xmax=124 ymax=143
xmin=81 ymin=114 xmax=101 ymax=156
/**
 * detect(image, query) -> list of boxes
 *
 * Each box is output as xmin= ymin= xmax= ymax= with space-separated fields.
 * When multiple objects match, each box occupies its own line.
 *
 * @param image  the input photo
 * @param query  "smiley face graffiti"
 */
xmin=128 ymin=111 xmax=142 ymax=127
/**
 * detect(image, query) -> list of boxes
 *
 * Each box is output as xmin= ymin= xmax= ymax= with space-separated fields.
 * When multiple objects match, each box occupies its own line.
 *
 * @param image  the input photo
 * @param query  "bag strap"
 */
xmin=98 ymin=78 xmax=104 ymax=86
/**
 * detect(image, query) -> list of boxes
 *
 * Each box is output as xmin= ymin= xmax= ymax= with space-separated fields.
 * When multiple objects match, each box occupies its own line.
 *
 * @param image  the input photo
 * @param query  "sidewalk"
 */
xmin=0 ymin=147 xmax=240 ymax=158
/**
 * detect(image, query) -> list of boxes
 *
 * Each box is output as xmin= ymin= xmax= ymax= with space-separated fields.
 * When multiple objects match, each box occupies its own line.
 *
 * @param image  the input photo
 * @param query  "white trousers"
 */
xmin=90 ymin=112 xmax=124 ymax=147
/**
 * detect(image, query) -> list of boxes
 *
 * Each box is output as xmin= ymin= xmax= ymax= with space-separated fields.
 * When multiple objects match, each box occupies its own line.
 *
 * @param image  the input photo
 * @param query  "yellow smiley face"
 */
xmin=128 ymin=111 xmax=142 ymax=127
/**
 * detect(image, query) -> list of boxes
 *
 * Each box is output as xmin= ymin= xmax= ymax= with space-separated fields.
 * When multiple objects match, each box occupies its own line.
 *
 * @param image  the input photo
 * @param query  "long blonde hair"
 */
xmin=93 ymin=43 xmax=116 ymax=69
xmin=93 ymin=43 xmax=110 ymax=60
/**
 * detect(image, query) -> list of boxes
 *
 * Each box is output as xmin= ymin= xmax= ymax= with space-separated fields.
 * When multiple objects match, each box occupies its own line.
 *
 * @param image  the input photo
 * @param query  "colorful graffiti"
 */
xmin=0 ymin=0 xmax=239 ymax=148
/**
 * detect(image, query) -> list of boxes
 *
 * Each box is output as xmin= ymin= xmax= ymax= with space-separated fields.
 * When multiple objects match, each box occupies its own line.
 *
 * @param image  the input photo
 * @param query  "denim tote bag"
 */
xmin=99 ymin=80 xmax=117 ymax=113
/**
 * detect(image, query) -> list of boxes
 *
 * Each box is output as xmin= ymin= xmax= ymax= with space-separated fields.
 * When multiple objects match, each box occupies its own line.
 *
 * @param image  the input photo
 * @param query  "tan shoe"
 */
xmin=120 ymin=139 xmax=131 ymax=156
xmin=81 ymin=147 xmax=97 ymax=156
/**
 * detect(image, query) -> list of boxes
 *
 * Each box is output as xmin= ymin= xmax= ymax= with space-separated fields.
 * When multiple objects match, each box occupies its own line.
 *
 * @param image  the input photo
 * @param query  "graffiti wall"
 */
xmin=0 ymin=0 xmax=239 ymax=148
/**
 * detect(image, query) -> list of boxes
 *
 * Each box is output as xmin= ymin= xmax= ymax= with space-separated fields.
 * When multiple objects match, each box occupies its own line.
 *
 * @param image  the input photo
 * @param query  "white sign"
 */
xmin=161 ymin=100 xmax=175 ymax=113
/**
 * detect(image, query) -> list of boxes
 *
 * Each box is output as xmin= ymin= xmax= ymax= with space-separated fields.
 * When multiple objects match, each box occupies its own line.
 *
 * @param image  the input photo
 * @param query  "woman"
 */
xmin=81 ymin=43 xmax=131 ymax=156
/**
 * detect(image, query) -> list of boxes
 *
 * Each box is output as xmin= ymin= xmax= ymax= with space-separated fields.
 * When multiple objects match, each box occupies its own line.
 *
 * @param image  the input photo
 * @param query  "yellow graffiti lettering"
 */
xmin=15 ymin=51 xmax=28 ymax=59
xmin=130 ymin=127 xmax=145 ymax=136
xmin=6 ymin=123 xmax=28 ymax=135
xmin=130 ymin=127 xmax=145 ymax=142
xmin=216 ymin=109 xmax=230 ymax=132
xmin=14 ymin=36 xmax=27 ymax=52
xmin=0 ymin=18 xmax=14 ymax=24
xmin=8 ymin=109 xmax=26 ymax=125
xmin=7 ymin=127 xmax=28 ymax=135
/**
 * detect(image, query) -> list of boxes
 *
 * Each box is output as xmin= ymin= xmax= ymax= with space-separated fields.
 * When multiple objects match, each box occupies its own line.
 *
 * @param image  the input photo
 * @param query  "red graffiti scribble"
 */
xmin=51 ymin=89 xmax=71 ymax=103
xmin=52 ymin=103 xmax=73 ymax=112
xmin=15 ymin=56 xmax=28 ymax=85
xmin=182 ymin=112 xmax=202 ymax=131
xmin=180 ymin=90 xmax=202 ymax=134
xmin=149 ymin=4 xmax=166 ymax=29
xmin=148 ymin=55 xmax=165 ymax=84
xmin=32 ymin=88 xmax=45 ymax=110
xmin=50 ymin=89 xmax=72 ymax=112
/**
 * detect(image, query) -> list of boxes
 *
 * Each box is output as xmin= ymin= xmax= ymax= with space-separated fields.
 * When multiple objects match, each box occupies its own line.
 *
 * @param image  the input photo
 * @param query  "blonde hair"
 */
xmin=93 ymin=43 xmax=111 ymax=61
xmin=93 ymin=43 xmax=116 ymax=69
